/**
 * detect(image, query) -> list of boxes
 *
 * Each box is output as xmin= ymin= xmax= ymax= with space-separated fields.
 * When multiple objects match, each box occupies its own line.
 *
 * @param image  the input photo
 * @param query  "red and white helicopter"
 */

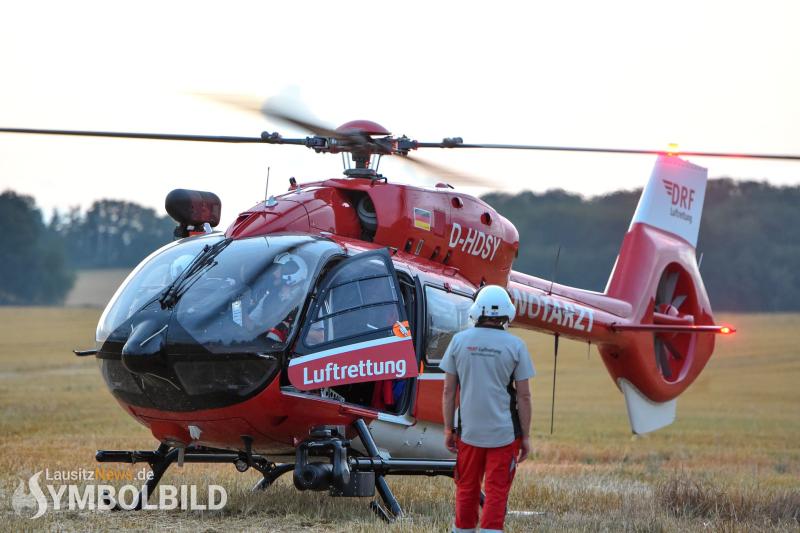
xmin=5 ymin=106 xmax=794 ymax=519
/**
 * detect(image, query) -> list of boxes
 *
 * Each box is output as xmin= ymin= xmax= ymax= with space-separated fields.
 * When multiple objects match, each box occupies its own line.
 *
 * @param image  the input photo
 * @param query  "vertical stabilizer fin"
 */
xmin=629 ymin=156 xmax=707 ymax=247
xmin=618 ymin=378 xmax=676 ymax=434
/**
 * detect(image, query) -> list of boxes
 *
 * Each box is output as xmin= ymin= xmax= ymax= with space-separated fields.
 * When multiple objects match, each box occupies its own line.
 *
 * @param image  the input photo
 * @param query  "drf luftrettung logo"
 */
xmin=663 ymin=179 xmax=696 ymax=224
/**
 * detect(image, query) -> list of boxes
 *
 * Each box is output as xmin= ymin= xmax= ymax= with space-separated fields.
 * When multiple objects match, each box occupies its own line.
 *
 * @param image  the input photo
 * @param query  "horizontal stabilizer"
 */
xmin=609 ymin=324 xmax=735 ymax=334
xmin=618 ymin=378 xmax=676 ymax=434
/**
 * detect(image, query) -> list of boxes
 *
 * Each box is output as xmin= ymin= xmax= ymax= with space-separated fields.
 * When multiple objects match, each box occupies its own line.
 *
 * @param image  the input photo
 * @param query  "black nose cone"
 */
xmin=101 ymin=299 xmax=282 ymax=413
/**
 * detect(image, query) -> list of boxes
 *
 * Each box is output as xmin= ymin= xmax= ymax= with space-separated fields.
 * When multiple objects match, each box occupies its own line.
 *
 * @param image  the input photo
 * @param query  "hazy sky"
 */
xmin=1 ymin=1 xmax=798 ymax=226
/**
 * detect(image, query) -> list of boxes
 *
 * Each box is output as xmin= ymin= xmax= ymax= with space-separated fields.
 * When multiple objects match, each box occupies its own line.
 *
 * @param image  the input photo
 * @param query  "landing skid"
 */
xmin=95 ymin=443 xmax=292 ymax=510
xmin=95 ymin=418 xmax=456 ymax=521
xmin=252 ymin=463 xmax=295 ymax=491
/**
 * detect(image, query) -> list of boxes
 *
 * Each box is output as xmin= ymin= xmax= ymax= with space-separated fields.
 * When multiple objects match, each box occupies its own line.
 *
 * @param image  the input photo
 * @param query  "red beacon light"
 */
xmin=165 ymin=188 xmax=222 ymax=238
xmin=719 ymin=326 xmax=735 ymax=334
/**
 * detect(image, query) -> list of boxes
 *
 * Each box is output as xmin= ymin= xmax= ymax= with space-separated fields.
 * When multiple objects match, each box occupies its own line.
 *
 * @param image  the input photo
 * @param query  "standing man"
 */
xmin=440 ymin=285 xmax=535 ymax=533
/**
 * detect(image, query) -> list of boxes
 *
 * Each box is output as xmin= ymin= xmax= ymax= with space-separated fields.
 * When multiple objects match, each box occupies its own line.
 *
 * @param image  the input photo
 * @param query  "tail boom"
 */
xmin=506 ymin=156 xmax=725 ymax=434
xmin=507 ymin=273 xmax=631 ymax=346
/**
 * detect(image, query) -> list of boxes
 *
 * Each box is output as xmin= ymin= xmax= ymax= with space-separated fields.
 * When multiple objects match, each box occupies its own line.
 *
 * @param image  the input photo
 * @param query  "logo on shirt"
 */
xmin=467 ymin=346 xmax=502 ymax=357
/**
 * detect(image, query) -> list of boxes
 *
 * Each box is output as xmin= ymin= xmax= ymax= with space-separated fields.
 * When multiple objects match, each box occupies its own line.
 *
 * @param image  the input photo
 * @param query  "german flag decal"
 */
xmin=413 ymin=207 xmax=432 ymax=231
xmin=392 ymin=320 xmax=411 ymax=338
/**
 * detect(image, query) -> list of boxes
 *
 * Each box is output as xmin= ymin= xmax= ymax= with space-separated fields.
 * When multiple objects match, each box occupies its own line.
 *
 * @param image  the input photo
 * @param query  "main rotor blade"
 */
xmin=192 ymin=93 xmax=266 ymax=118
xmin=193 ymin=92 xmax=347 ymax=140
xmin=0 ymin=127 xmax=267 ymax=143
xmin=262 ymin=107 xmax=345 ymax=140
xmin=416 ymin=141 xmax=800 ymax=161
xmin=399 ymin=153 xmax=495 ymax=188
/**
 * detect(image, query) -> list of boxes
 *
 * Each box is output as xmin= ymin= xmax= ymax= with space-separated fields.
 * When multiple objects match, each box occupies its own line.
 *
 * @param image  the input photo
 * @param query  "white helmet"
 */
xmin=469 ymin=285 xmax=516 ymax=323
xmin=273 ymin=252 xmax=308 ymax=287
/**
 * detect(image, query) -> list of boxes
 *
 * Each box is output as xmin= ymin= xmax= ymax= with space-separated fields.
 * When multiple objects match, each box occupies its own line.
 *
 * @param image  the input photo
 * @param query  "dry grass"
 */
xmin=64 ymin=269 xmax=130 ymax=308
xmin=0 ymin=308 xmax=798 ymax=531
xmin=655 ymin=472 xmax=800 ymax=525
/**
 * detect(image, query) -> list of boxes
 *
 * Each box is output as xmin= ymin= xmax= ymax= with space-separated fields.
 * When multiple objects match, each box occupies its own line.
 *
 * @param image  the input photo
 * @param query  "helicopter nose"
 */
xmin=121 ymin=318 xmax=169 ymax=375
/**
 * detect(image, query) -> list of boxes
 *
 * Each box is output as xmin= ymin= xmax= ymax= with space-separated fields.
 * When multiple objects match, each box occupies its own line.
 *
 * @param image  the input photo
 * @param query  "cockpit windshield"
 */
xmin=173 ymin=235 xmax=339 ymax=353
xmin=97 ymin=234 xmax=343 ymax=353
xmin=97 ymin=234 xmax=222 ymax=343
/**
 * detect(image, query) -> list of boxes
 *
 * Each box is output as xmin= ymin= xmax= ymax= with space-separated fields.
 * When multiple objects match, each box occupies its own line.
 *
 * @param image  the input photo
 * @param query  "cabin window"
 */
xmin=424 ymin=286 xmax=473 ymax=366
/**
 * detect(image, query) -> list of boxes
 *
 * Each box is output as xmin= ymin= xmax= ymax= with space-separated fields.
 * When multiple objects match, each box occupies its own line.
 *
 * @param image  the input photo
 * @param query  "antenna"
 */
xmin=698 ymin=251 xmax=704 ymax=269
xmin=550 ymin=333 xmax=559 ymax=434
xmin=548 ymin=245 xmax=561 ymax=295
xmin=264 ymin=166 xmax=271 ymax=203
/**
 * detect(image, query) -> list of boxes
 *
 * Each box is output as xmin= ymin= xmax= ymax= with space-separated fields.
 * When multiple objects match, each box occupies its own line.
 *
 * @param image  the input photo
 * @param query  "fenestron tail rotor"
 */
xmin=657 ymin=271 xmax=679 ymax=309
xmin=654 ymin=338 xmax=672 ymax=379
xmin=652 ymin=268 xmax=694 ymax=381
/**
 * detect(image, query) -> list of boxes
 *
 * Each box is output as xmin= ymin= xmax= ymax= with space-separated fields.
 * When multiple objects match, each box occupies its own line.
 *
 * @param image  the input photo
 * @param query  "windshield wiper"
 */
xmin=159 ymin=237 xmax=233 ymax=309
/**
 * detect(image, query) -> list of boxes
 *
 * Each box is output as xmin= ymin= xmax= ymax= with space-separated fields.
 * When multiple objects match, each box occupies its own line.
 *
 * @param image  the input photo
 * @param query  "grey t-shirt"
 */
xmin=439 ymin=326 xmax=535 ymax=447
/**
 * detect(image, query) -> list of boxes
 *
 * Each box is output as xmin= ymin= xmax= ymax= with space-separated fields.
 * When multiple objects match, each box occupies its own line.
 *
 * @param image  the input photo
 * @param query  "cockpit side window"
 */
xmin=298 ymin=255 xmax=405 ymax=353
xmin=424 ymin=286 xmax=473 ymax=366
xmin=304 ymin=258 xmax=400 ymax=348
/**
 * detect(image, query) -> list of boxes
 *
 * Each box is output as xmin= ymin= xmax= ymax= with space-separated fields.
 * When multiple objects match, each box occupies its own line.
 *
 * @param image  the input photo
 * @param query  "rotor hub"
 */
xmin=335 ymin=120 xmax=393 ymax=178
xmin=335 ymin=120 xmax=391 ymax=136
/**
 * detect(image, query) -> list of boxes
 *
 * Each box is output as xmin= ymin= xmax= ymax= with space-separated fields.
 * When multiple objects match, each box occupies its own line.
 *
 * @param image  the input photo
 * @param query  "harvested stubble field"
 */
xmin=0 ymin=307 xmax=797 ymax=532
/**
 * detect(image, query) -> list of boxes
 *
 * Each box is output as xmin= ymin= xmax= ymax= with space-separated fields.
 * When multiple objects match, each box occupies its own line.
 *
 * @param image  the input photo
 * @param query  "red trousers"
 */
xmin=454 ymin=437 xmax=520 ymax=532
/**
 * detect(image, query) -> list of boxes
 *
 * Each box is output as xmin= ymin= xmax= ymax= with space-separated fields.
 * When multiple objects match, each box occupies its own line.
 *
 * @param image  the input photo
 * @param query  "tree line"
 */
xmin=0 ymin=191 xmax=174 ymax=305
xmin=1 ymin=179 xmax=798 ymax=310
xmin=484 ymin=178 xmax=800 ymax=312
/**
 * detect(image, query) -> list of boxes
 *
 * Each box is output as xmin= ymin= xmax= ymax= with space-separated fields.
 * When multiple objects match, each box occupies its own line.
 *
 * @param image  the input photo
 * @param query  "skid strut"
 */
xmin=289 ymin=420 xmax=455 ymax=521
xmin=96 ymin=421 xmax=456 ymax=520
xmin=253 ymin=463 xmax=295 ymax=491
xmin=96 ymin=442 xmax=292 ymax=510
xmin=353 ymin=418 xmax=403 ymax=520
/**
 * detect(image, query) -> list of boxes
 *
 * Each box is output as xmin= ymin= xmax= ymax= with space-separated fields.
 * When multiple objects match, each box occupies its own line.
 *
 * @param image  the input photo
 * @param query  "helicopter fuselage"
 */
xmin=96 ymin=172 xmax=716 ymax=459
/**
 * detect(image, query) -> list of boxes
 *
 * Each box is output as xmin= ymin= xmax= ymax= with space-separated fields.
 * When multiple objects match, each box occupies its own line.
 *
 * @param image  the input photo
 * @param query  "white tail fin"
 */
xmin=618 ymin=379 xmax=676 ymax=434
xmin=629 ymin=156 xmax=708 ymax=248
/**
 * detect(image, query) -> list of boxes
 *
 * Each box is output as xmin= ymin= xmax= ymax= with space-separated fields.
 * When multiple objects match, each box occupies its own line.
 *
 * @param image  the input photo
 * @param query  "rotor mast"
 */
xmin=336 ymin=120 xmax=392 ymax=179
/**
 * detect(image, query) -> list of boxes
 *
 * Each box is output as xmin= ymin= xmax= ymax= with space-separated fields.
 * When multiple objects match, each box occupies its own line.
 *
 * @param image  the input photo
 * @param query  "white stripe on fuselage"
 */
xmin=288 ymin=335 xmax=409 ymax=366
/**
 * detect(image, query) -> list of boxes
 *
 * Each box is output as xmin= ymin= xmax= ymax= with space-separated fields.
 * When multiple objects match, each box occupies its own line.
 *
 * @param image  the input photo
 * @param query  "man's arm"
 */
xmin=442 ymin=372 xmax=459 ymax=453
xmin=515 ymin=378 xmax=532 ymax=461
